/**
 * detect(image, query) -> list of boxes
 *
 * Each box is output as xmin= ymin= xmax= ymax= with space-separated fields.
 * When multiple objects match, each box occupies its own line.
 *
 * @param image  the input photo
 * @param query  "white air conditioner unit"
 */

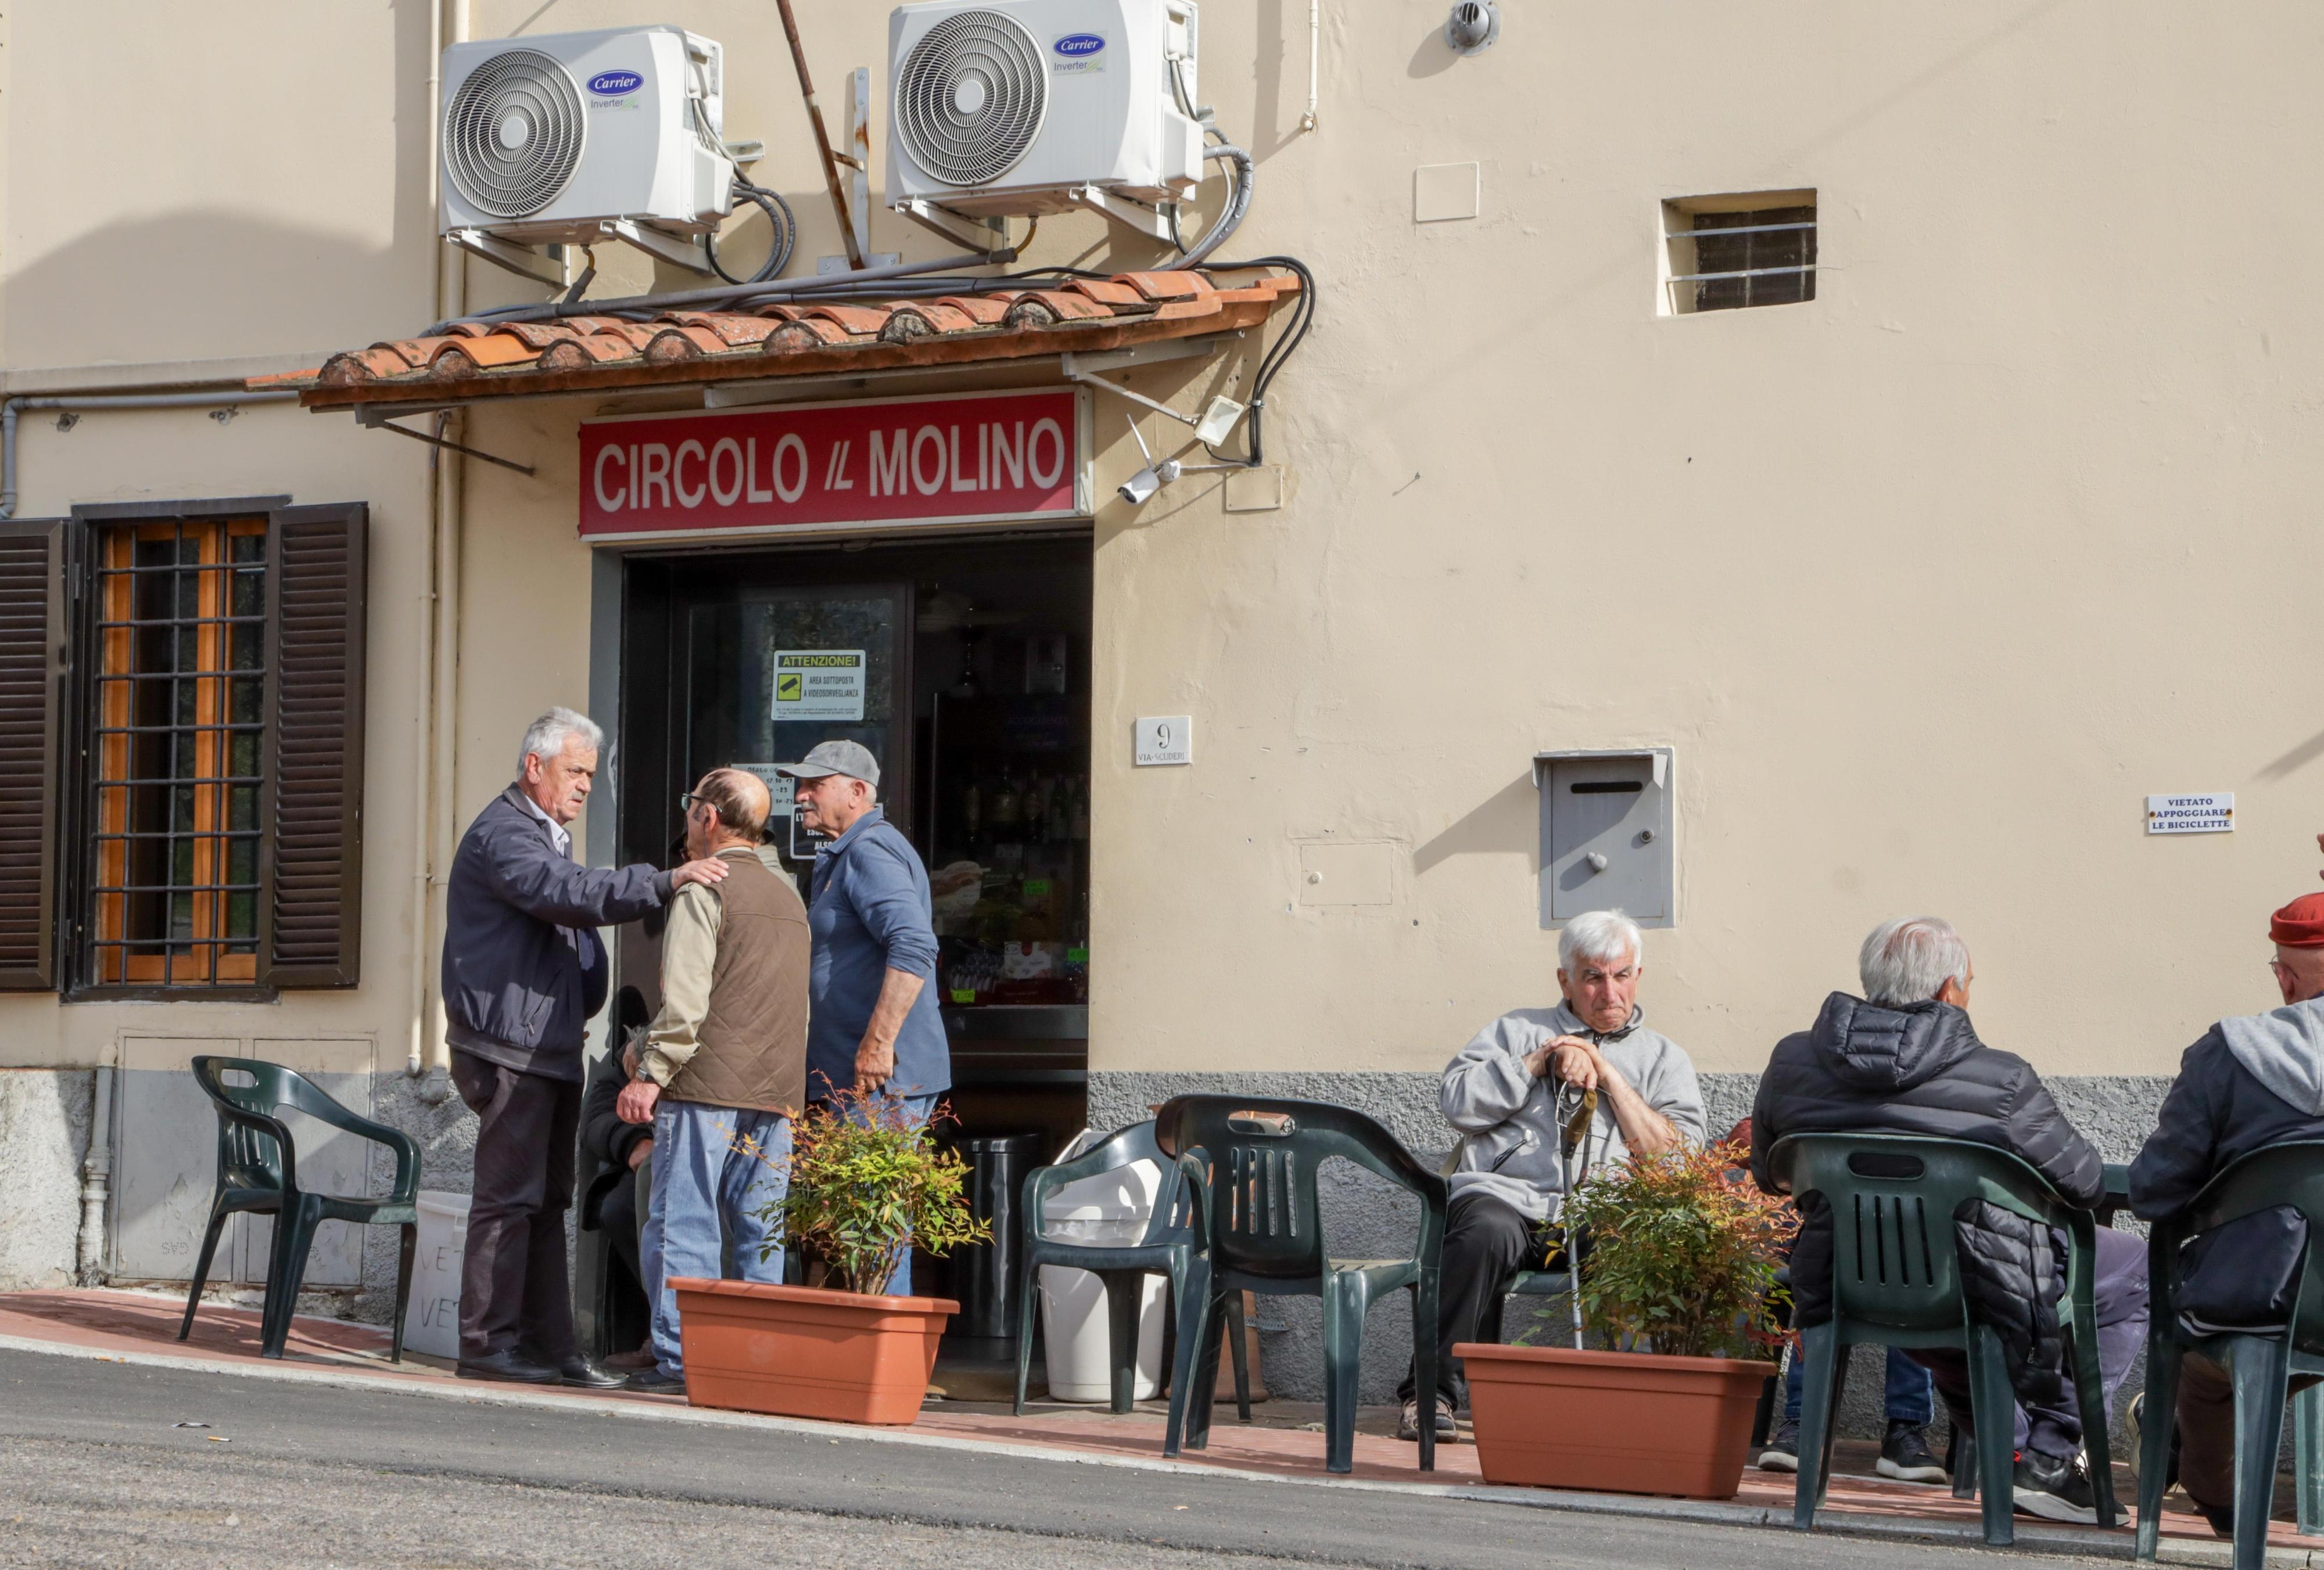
xmin=885 ymin=0 xmax=1203 ymax=232
xmin=438 ymin=26 xmax=734 ymax=260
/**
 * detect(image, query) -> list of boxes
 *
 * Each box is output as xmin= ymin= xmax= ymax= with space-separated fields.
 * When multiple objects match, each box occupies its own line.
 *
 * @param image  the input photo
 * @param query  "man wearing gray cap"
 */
xmin=779 ymin=741 xmax=951 ymax=1292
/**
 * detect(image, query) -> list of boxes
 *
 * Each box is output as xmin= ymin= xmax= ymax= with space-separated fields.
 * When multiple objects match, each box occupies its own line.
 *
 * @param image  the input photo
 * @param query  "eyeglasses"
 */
xmin=678 ymin=792 xmax=705 ymax=815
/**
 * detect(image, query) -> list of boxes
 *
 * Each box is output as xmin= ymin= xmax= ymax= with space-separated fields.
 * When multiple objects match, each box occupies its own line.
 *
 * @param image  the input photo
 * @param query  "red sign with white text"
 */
xmin=578 ymin=387 xmax=1089 ymax=541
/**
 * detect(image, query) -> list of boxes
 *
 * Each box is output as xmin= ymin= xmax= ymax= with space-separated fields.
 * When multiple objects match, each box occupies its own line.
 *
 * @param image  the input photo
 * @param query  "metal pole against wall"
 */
xmin=774 ymin=0 xmax=867 ymax=271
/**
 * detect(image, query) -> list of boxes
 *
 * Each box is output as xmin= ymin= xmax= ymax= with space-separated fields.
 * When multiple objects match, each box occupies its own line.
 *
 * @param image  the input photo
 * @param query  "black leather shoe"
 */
xmin=456 ymin=1349 xmax=560 ymax=1384
xmin=625 ymin=1366 xmax=686 ymax=1394
xmin=554 ymin=1356 xmax=627 ymax=1390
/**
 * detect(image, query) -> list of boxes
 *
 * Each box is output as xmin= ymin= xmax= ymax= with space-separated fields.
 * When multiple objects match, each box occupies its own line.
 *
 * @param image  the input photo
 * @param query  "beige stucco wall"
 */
xmin=0 ymin=1 xmax=437 ymax=1069
xmin=3 ymin=0 xmax=2319 ymax=1082
xmin=0 ymin=1 xmax=432 ymax=368
xmin=0 ymin=404 xmax=431 ymax=1072
xmin=1089 ymin=0 xmax=2324 ymax=1076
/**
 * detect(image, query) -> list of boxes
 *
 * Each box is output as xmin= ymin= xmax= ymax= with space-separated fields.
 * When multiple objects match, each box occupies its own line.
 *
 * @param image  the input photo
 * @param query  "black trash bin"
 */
xmin=949 ymin=1133 xmax=1046 ymax=1339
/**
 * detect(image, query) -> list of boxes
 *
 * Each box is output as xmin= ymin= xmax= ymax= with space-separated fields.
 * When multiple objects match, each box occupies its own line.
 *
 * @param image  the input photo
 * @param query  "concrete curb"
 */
xmin=1 ymin=1331 xmax=2304 ymax=1567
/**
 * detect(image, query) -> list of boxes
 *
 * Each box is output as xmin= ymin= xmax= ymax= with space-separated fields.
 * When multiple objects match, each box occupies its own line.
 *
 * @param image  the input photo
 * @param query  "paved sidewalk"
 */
xmin=3 ymin=1287 xmax=2316 ymax=1564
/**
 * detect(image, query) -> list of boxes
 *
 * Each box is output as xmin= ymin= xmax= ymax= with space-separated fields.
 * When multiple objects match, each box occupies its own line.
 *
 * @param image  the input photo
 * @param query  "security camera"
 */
xmin=1118 ymin=458 xmax=1182 ymax=506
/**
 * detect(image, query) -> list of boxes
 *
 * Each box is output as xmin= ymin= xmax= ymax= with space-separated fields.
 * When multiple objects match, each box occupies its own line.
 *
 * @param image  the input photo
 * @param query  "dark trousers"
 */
xmin=2176 ymin=1352 xmax=2324 ymax=1513
xmin=1398 ymin=1191 xmax=1551 ymax=1408
xmin=1907 ymin=1224 xmax=2149 ymax=1460
xmin=599 ymin=1169 xmax=642 ymax=1287
xmin=453 ymin=1050 xmax=583 ymax=1363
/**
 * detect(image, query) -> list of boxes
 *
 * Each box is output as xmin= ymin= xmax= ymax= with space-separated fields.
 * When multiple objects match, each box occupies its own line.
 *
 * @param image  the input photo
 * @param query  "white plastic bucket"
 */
xmin=401 ymin=1190 xmax=470 ymax=1360
xmin=1038 ymin=1156 xmax=1165 ymax=1402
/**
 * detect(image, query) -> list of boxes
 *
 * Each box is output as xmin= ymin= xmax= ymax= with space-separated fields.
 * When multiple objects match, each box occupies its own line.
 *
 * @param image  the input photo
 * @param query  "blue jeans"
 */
xmin=826 ymin=1091 xmax=940 ymax=1296
xmin=640 ymin=1100 xmax=791 ymax=1378
xmin=1785 ymin=1342 xmax=1936 ymax=1427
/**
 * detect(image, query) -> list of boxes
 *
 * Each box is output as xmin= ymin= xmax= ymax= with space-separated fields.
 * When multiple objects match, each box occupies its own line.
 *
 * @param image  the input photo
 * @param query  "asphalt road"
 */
xmin=0 ymin=1349 xmax=2098 ymax=1569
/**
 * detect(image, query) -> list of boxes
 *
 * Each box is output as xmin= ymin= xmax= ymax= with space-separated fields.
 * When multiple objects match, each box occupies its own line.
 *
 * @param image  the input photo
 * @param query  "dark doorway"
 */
xmin=615 ymin=531 xmax=1095 ymax=1156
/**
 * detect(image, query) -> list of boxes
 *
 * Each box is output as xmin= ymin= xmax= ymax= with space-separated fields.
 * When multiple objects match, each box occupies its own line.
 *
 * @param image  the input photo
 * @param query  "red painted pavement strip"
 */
xmin=1 ymin=1289 xmax=2312 ymax=1553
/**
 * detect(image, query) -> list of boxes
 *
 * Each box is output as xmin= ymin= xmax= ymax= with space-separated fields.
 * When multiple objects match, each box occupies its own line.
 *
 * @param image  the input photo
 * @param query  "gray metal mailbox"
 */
xmin=1534 ymin=749 xmax=1674 ymax=929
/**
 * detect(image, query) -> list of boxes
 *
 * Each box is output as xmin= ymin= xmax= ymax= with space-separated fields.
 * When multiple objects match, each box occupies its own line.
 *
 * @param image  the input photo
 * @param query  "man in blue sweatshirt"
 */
xmin=780 ymin=740 xmax=950 ymax=1294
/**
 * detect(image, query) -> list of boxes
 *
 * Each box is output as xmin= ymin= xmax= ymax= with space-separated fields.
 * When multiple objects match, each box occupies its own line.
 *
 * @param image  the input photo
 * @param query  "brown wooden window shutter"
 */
xmin=260 ymin=504 xmax=367 ymax=989
xmin=0 ymin=520 xmax=68 ymax=989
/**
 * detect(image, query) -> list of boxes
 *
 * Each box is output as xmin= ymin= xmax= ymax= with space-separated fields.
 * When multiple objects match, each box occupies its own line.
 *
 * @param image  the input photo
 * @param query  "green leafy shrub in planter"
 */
xmin=743 ymin=1093 xmax=991 ymax=1296
xmin=1556 ymin=1134 xmax=1795 ymax=1360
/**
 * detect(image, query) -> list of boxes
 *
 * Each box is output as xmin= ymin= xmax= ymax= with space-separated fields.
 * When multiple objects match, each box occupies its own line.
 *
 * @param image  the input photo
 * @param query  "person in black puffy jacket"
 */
xmin=1751 ymin=916 xmax=2148 ymax=1525
xmin=2129 ymin=890 xmax=2324 ymax=1536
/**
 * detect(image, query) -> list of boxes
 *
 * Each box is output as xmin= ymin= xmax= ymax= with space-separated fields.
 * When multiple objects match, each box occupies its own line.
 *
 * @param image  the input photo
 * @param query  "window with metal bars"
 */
xmin=1661 ymin=192 xmax=1817 ymax=315
xmin=88 ymin=518 xmax=268 ymax=986
xmin=0 ymin=502 xmax=364 ymax=995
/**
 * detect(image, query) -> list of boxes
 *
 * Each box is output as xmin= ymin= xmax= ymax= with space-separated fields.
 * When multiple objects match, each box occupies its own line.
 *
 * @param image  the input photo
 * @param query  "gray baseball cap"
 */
xmin=777 ymin=739 xmax=881 ymax=789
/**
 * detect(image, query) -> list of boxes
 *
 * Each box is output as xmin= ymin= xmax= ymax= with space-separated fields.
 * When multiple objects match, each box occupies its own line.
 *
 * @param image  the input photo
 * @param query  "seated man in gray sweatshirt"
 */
xmin=1400 ymin=908 xmax=1707 ymax=1442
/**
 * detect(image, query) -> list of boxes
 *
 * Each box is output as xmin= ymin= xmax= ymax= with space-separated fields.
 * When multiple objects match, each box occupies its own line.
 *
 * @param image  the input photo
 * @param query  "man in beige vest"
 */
xmin=615 ymin=767 xmax=809 ymax=1393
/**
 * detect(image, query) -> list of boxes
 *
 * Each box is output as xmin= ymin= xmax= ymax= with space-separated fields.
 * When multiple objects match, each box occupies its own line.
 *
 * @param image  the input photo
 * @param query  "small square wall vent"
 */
xmin=1660 ymin=190 xmax=1816 ymax=316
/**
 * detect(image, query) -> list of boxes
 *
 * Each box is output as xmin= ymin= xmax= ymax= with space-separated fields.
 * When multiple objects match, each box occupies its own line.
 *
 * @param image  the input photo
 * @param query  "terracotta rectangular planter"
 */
xmin=1453 ymin=1341 xmax=1778 ymax=1499
xmin=673 ymin=1277 xmax=959 ymax=1425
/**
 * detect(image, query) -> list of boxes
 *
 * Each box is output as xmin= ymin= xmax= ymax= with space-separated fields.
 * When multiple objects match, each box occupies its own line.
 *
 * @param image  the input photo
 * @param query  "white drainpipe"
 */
xmin=76 ymin=1062 xmax=115 ymax=1284
xmin=410 ymin=0 xmax=470 ymax=1104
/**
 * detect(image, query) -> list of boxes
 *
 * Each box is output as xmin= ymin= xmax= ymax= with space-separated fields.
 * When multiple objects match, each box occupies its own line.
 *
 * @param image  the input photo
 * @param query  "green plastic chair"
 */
xmin=1155 ymin=1094 xmax=1447 ymax=1475
xmin=1012 ymin=1120 xmax=1249 ymax=1416
xmin=1768 ymin=1133 xmax=2118 ymax=1545
xmin=2135 ymin=1140 xmax=2324 ymax=1570
xmin=2300 ymin=1385 xmax=2324 ymax=1537
xmin=179 ymin=1055 xmax=422 ymax=1360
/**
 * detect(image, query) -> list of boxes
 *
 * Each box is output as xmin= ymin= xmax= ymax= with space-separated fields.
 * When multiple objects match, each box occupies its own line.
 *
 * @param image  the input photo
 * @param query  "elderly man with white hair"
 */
xmin=442 ymin=708 xmax=733 ymax=1388
xmin=1749 ymin=916 xmax=2147 ymax=1524
xmin=1402 ymin=908 xmax=1707 ymax=1442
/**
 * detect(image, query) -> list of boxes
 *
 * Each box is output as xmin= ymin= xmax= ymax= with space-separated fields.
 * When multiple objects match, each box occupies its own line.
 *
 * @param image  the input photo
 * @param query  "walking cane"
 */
xmin=1555 ymin=1079 xmax=1597 ymax=1352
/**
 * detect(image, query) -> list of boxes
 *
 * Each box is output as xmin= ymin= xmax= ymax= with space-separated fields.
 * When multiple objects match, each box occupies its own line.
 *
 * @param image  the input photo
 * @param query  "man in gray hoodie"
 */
xmin=1397 ymin=908 xmax=1706 ymax=1442
xmin=2131 ymin=891 xmax=2324 ymax=1535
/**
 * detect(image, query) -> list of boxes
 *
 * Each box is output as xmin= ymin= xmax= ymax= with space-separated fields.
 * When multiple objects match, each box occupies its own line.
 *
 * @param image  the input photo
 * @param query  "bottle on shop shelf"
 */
xmin=990 ymin=771 xmax=1020 ymax=831
xmin=1024 ymin=775 xmax=1049 ymax=843
xmin=1070 ymin=775 xmax=1089 ymax=840
xmin=1047 ymin=776 xmax=1071 ymax=841
xmin=962 ymin=780 xmax=980 ymax=842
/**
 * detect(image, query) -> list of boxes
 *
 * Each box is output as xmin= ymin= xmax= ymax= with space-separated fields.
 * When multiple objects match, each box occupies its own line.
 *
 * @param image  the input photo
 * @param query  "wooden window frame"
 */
xmin=41 ymin=494 xmax=379 ymax=1008
xmin=59 ymin=497 xmax=309 ymax=1001
xmin=87 ymin=515 xmax=269 ymax=987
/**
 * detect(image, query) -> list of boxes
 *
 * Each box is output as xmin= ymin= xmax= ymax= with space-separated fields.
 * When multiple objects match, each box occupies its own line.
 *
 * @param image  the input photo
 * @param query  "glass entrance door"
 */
xmin=679 ymin=582 xmax=913 ymax=876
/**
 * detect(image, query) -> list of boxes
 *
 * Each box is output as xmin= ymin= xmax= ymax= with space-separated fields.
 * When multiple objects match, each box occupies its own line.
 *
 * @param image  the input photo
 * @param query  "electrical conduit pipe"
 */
xmin=0 ymin=391 xmax=296 ymax=519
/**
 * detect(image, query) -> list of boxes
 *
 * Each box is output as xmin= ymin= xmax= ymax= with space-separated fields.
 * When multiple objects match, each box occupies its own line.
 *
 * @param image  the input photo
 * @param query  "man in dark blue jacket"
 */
xmin=781 ymin=739 xmax=949 ymax=1294
xmin=443 ymin=707 xmax=729 ymax=1385
xmin=2131 ymin=891 xmax=2324 ymax=1535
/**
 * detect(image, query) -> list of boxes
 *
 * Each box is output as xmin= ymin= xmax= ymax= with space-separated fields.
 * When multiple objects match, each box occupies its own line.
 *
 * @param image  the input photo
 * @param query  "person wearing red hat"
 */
xmin=2129 ymin=892 xmax=2324 ymax=1538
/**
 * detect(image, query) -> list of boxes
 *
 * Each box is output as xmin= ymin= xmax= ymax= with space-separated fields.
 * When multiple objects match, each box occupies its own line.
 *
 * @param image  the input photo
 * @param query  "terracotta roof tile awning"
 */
xmin=263 ymin=269 xmax=1301 ymax=411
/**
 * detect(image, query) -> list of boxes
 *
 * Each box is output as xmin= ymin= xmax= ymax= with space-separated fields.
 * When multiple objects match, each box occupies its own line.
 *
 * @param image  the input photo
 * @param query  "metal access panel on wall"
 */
xmin=1536 ymin=750 xmax=1674 ymax=928
xmin=112 ymin=1037 xmax=376 ymax=1286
